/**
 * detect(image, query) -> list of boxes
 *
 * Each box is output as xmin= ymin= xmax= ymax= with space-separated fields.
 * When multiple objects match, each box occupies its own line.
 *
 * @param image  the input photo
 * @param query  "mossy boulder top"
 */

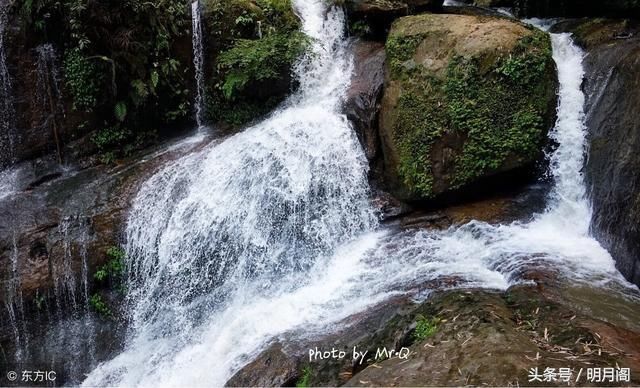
xmin=379 ymin=14 xmax=557 ymax=201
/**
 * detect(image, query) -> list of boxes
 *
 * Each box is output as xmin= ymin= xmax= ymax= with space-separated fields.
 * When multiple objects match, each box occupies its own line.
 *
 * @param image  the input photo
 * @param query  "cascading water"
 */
xmin=36 ymin=43 xmax=64 ymax=162
xmin=85 ymin=1 xmax=375 ymax=385
xmin=0 ymin=1 xmax=16 ymax=167
xmin=4 ymin=233 xmax=28 ymax=363
xmin=191 ymin=0 xmax=206 ymax=130
xmin=85 ymin=4 xmax=639 ymax=386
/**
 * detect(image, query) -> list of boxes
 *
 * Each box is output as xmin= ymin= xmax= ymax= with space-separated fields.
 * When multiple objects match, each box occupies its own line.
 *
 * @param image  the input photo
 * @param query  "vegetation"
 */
xmin=13 ymin=0 xmax=306 ymax=157
xmin=18 ymin=0 xmax=192 ymax=161
xmin=296 ymin=366 xmax=312 ymax=388
xmin=89 ymin=293 xmax=112 ymax=318
xmin=217 ymin=31 xmax=308 ymax=100
xmin=202 ymin=0 xmax=306 ymax=126
xmin=387 ymin=28 xmax=555 ymax=198
xmin=90 ymin=246 xmax=126 ymax=318
xmin=413 ymin=314 xmax=439 ymax=341
xmin=93 ymin=246 xmax=126 ymax=282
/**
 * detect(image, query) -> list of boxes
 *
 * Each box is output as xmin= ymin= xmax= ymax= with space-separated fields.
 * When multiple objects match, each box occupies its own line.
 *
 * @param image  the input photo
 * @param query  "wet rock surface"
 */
xmin=0 ymin=131 xmax=213 ymax=383
xmin=344 ymin=0 xmax=444 ymax=37
xmin=228 ymin=281 xmax=640 ymax=387
xmin=555 ymin=18 xmax=640 ymax=286
xmin=345 ymin=40 xmax=386 ymax=168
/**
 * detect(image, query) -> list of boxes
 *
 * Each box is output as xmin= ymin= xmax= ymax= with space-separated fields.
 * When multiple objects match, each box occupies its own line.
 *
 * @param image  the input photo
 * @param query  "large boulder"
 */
xmin=378 ymin=14 xmax=557 ymax=201
xmin=562 ymin=19 xmax=640 ymax=286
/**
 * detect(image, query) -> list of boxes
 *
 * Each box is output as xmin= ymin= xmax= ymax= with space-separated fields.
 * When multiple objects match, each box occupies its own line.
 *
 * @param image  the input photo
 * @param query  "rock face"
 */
xmin=345 ymin=40 xmax=386 ymax=165
xmin=513 ymin=0 xmax=640 ymax=18
xmin=0 ymin=133 xmax=209 ymax=382
xmin=565 ymin=19 xmax=640 ymax=286
xmin=345 ymin=0 xmax=444 ymax=37
xmin=228 ymin=284 xmax=640 ymax=387
xmin=378 ymin=14 xmax=557 ymax=201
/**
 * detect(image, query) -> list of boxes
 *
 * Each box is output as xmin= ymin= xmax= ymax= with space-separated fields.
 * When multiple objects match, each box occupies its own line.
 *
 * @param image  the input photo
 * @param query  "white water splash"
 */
xmin=191 ymin=0 xmax=206 ymax=130
xmin=85 ymin=9 xmax=638 ymax=388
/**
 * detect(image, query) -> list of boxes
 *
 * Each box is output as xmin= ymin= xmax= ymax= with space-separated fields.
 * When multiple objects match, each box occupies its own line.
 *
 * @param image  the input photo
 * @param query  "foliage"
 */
xmin=387 ymin=29 xmax=555 ymax=198
xmin=296 ymin=366 xmax=312 ymax=388
xmin=413 ymin=315 xmax=439 ymax=341
xmin=350 ymin=20 xmax=372 ymax=37
xmin=217 ymin=32 xmax=308 ymax=99
xmin=63 ymin=48 xmax=101 ymax=112
xmin=93 ymin=246 xmax=126 ymax=282
xmin=89 ymin=293 xmax=112 ymax=318
xmin=386 ymin=35 xmax=423 ymax=77
xmin=496 ymin=32 xmax=553 ymax=85
xmin=18 ymin=0 xmax=304 ymax=141
xmin=20 ymin=0 xmax=192 ymax=157
xmin=202 ymin=0 xmax=304 ymax=126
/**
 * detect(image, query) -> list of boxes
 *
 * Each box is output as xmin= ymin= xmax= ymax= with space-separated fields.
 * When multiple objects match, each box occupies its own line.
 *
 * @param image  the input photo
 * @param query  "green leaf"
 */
xmin=114 ymin=101 xmax=127 ymax=122
xmin=151 ymin=71 xmax=159 ymax=88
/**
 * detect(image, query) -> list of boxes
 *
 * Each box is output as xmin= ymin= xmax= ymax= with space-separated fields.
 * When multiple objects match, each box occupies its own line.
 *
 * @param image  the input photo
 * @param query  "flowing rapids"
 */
xmin=85 ymin=3 xmax=639 ymax=387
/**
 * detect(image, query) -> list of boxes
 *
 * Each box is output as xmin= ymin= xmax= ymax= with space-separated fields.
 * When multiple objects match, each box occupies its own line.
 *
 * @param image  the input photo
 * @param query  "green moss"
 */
xmin=388 ymin=29 xmax=555 ymax=198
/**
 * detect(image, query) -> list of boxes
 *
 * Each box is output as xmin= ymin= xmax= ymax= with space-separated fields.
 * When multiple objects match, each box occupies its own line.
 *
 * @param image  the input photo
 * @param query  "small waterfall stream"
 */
xmin=36 ymin=44 xmax=64 ymax=163
xmin=191 ymin=0 xmax=206 ymax=130
xmin=0 ymin=1 xmax=15 ymax=167
xmin=84 ymin=2 xmax=640 ymax=386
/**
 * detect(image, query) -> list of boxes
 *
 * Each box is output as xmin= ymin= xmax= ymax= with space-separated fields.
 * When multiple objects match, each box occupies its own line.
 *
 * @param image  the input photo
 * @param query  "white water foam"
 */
xmin=84 ymin=7 xmax=639 ymax=387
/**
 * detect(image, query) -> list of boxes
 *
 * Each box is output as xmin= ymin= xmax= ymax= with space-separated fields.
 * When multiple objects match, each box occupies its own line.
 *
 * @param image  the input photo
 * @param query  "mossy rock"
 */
xmin=379 ymin=14 xmax=557 ymax=201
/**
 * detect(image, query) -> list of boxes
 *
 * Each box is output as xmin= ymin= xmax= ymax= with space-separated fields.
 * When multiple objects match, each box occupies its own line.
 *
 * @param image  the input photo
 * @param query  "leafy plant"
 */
xmin=296 ymin=366 xmax=312 ymax=388
xmin=94 ymin=246 xmax=126 ymax=282
xmin=217 ymin=31 xmax=309 ymax=100
xmin=89 ymin=293 xmax=111 ymax=317
xmin=63 ymin=48 xmax=101 ymax=112
xmin=413 ymin=315 xmax=439 ymax=341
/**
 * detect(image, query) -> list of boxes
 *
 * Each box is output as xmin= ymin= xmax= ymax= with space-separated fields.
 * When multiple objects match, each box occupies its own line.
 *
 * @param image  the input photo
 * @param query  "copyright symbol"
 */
xmin=6 ymin=371 xmax=17 ymax=381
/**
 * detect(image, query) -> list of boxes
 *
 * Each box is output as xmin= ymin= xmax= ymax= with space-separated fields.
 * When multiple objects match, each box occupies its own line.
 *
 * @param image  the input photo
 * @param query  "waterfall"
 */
xmin=85 ymin=7 xmax=639 ymax=387
xmin=36 ymin=44 xmax=64 ymax=162
xmin=85 ymin=1 xmax=375 ymax=385
xmin=191 ymin=0 xmax=206 ymax=130
xmin=4 ymin=233 xmax=28 ymax=363
xmin=54 ymin=217 xmax=80 ymax=311
xmin=0 ymin=1 xmax=16 ymax=167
